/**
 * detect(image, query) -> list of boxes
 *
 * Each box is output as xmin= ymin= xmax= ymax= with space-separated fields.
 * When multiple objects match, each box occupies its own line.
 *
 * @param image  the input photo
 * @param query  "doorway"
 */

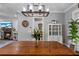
xmin=33 ymin=17 xmax=44 ymax=40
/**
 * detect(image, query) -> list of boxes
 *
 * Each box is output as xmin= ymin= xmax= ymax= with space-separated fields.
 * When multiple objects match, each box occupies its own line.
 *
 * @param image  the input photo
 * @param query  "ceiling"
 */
xmin=0 ymin=3 xmax=75 ymax=19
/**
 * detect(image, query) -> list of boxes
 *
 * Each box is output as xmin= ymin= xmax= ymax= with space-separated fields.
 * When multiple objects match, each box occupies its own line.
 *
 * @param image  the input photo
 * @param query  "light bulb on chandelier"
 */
xmin=29 ymin=4 xmax=33 ymax=12
xmin=21 ymin=3 xmax=49 ymax=17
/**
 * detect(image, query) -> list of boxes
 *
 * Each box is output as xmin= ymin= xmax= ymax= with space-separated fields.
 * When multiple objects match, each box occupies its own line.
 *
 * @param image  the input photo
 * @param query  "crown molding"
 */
xmin=64 ymin=3 xmax=77 ymax=13
xmin=50 ymin=4 xmax=77 ymax=13
xmin=0 ymin=13 xmax=17 ymax=19
xmin=50 ymin=11 xmax=64 ymax=13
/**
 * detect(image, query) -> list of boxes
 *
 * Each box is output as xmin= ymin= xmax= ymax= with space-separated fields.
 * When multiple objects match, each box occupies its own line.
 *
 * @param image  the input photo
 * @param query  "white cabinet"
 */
xmin=48 ymin=24 xmax=63 ymax=43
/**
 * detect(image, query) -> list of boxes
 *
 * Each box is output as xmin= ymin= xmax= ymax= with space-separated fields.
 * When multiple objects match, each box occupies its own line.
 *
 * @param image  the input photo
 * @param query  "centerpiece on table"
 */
xmin=32 ymin=28 xmax=41 ymax=47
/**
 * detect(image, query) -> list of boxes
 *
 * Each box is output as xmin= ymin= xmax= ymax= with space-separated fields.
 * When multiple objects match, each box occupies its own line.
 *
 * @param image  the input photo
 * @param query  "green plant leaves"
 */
xmin=68 ymin=18 xmax=79 ymax=43
xmin=32 ymin=28 xmax=41 ymax=40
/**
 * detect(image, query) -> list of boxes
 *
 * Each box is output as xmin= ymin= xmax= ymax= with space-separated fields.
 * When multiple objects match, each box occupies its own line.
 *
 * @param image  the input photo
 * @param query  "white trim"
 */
xmin=72 ymin=9 xmax=79 ymax=19
xmin=50 ymin=4 xmax=77 ymax=13
xmin=48 ymin=24 xmax=49 ymax=41
xmin=48 ymin=24 xmax=63 ymax=43
xmin=49 ymin=4 xmax=77 ymax=13
xmin=42 ymin=17 xmax=44 ymax=41
xmin=50 ymin=11 xmax=64 ymax=13
xmin=32 ymin=17 xmax=44 ymax=41
xmin=18 ymin=39 xmax=61 ymax=41
xmin=64 ymin=3 xmax=77 ymax=13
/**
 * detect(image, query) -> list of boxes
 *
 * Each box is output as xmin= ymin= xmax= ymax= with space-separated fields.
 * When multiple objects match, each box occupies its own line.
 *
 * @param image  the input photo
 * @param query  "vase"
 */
xmin=35 ymin=39 xmax=39 ymax=47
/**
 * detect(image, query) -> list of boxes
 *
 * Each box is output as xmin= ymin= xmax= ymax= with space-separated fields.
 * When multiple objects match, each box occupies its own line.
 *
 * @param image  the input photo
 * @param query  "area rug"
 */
xmin=0 ymin=40 xmax=13 ymax=48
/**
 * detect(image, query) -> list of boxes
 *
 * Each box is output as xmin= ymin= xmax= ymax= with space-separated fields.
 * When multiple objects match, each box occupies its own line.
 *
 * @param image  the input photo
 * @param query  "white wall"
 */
xmin=0 ymin=6 xmax=65 ymax=41
xmin=18 ymin=14 xmax=34 ymax=41
xmin=64 ymin=4 xmax=78 ymax=43
xmin=17 ymin=12 xmax=65 ymax=41
xmin=44 ymin=13 xmax=65 ymax=40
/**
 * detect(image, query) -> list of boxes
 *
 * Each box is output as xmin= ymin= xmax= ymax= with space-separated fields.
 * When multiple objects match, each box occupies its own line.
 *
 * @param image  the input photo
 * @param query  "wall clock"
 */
xmin=22 ymin=20 xmax=29 ymax=27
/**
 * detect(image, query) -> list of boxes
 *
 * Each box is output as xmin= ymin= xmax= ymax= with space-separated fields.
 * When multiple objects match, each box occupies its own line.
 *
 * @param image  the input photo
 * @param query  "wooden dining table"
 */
xmin=0 ymin=41 xmax=76 ymax=56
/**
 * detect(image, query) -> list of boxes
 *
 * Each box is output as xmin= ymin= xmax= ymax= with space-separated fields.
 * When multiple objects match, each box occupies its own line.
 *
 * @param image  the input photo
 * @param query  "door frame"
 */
xmin=32 ymin=17 xmax=44 ymax=41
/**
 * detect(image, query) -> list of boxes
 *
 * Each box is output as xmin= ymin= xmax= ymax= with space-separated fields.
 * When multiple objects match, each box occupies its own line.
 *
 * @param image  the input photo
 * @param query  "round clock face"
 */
xmin=22 ymin=20 xmax=29 ymax=27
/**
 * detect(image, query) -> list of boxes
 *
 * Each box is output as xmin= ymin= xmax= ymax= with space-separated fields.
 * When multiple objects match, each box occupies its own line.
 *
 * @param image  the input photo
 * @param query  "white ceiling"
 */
xmin=0 ymin=3 xmax=75 ymax=19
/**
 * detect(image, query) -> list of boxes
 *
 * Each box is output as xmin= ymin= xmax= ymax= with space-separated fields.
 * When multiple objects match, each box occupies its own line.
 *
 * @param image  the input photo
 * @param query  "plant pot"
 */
xmin=76 ymin=43 xmax=79 ymax=52
xmin=67 ymin=39 xmax=73 ymax=47
xmin=70 ymin=42 xmax=76 ymax=51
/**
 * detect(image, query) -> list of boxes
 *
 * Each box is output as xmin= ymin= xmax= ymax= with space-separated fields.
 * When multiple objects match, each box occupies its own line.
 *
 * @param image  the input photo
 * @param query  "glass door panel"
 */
xmin=52 ymin=25 xmax=58 ymax=35
xmin=49 ymin=25 xmax=51 ymax=35
xmin=59 ymin=25 xmax=62 ymax=35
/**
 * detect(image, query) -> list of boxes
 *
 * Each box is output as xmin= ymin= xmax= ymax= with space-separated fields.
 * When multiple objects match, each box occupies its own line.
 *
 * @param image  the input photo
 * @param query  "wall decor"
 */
xmin=22 ymin=20 xmax=29 ymax=27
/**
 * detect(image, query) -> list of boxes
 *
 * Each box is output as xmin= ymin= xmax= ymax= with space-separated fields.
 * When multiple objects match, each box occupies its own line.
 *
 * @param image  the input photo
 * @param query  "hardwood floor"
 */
xmin=0 ymin=41 xmax=76 ymax=56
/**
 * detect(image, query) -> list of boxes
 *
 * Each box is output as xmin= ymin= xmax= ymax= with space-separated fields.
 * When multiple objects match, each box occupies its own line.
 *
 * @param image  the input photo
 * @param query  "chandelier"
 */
xmin=21 ymin=4 xmax=49 ymax=17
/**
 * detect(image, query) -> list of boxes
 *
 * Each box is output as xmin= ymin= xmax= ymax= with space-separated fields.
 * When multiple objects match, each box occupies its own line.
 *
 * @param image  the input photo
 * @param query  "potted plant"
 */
xmin=68 ymin=18 xmax=79 ymax=51
xmin=32 ymin=28 xmax=41 ymax=47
